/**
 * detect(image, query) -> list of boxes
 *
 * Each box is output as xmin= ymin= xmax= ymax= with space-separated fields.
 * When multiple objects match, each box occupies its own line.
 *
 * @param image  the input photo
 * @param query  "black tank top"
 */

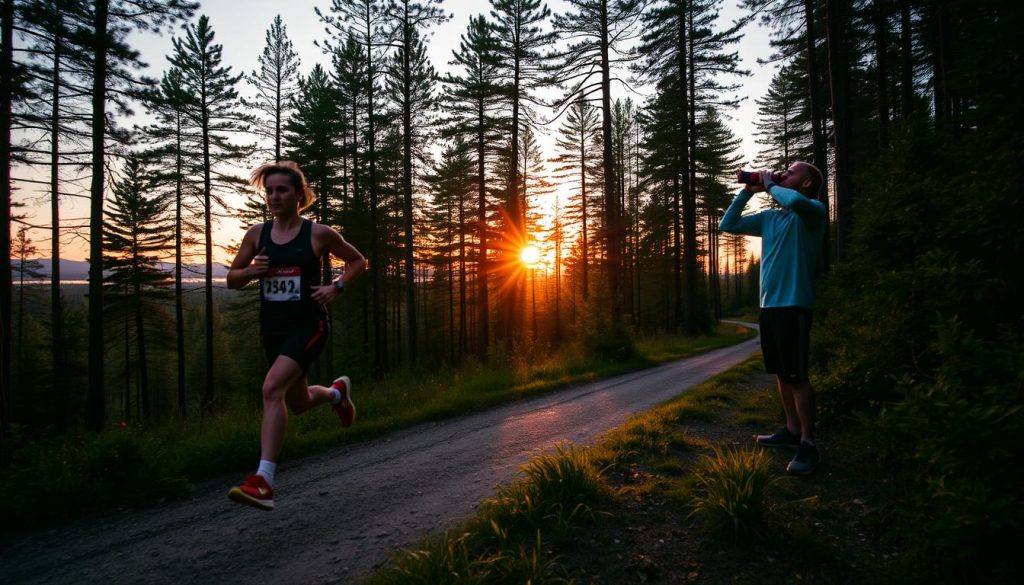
xmin=257 ymin=219 xmax=326 ymax=332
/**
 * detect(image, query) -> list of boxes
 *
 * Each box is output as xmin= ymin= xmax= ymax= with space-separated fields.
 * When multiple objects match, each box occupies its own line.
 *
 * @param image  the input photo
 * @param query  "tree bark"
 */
xmin=476 ymin=99 xmax=489 ymax=361
xmin=826 ymin=0 xmax=855 ymax=260
xmin=804 ymin=0 xmax=831 ymax=268
xmin=400 ymin=15 xmax=417 ymax=369
xmin=0 ymin=0 xmax=11 ymax=446
xmin=86 ymin=0 xmax=109 ymax=432
xmin=49 ymin=10 xmax=66 ymax=430
xmin=600 ymin=0 xmax=621 ymax=321
xmin=873 ymin=0 xmax=890 ymax=149
xmin=899 ymin=0 xmax=914 ymax=117
xmin=684 ymin=3 xmax=699 ymax=335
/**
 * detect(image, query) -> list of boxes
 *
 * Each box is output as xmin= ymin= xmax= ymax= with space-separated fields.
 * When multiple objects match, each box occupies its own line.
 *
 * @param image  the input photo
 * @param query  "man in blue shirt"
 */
xmin=719 ymin=162 xmax=826 ymax=474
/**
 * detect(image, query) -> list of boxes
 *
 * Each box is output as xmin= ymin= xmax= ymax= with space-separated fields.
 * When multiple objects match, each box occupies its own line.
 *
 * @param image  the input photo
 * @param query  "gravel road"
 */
xmin=0 ymin=328 xmax=758 ymax=585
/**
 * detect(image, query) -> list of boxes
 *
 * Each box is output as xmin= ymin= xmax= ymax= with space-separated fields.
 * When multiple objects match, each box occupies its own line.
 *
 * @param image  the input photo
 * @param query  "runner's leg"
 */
xmin=260 ymin=355 xmax=305 ymax=462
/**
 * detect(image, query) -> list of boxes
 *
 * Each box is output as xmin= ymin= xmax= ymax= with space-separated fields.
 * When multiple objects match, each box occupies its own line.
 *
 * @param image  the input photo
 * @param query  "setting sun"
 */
xmin=520 ymin=245 xmax=541 ymax=267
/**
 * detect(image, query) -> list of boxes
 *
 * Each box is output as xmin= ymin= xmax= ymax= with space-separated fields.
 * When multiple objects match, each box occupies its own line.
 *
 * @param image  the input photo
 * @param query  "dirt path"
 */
xmin=0 ymin=330 xmax=758 ymax=585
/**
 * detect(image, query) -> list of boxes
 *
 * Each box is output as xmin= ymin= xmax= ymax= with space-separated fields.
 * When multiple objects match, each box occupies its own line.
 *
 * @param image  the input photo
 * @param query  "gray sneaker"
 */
xmin=786 ymin=441 xmax=820 ymax=475
xmin=755 ymin=427 xmax=801 ymax=448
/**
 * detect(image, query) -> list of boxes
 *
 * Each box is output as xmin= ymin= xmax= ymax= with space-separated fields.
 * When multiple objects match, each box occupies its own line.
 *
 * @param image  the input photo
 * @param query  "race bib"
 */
xmin=263 ymin=266 xmax=301 ymax=301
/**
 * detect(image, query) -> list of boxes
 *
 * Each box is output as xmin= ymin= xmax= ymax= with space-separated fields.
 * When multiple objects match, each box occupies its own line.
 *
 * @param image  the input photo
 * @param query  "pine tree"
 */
xmin=13 ymin=0 xmax=91 ymax=431
xmin=552 ymin=0 xmax=645 ymax=324
xmin=441 ymin=13 xmax=503 ymax=361
xmin=489 ymin=0 xmax=555 ymax=343
xmin=12 ymin=227 xmax=43 ymax=382
xmin=752 ymin=59 xmax=813 ymax=169
xmin=285 ymin=64 xmax=345 ymax=225
xmin=317 ymin=0 xmax=390 ymax=374
xmin=85 ymin=0 xmax=196 ymax=431
xmin=144 ymin=65 xmax=200 ymax=419
xmin=283 ymin=64 xmax=347 ymax=375
xmin=694 ymin=107 xmax=742 ymax=321
xmin=382 ymin=0 xmax=447 ymax=368
xmin=739 ymin=0 xmax=829 ymax=262
xmin=0 ymin=0 xmax=14 ymax=447
xmin=247 ymin=15 xmax=300 ymax=162
xmin=169 ymin=14 xmax=251 ymax=416
xmin=551 ymin=99 xmax=601 ymax=303
xmin=102 ymin=153 xmax=172 ymax=420
xmin=424 ymin=138 xmax=474 ymax=364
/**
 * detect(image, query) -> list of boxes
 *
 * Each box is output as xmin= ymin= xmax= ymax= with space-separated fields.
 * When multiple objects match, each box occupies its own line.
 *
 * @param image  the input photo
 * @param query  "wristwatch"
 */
xmin=334 ymin=279 xmax=345 ymax=292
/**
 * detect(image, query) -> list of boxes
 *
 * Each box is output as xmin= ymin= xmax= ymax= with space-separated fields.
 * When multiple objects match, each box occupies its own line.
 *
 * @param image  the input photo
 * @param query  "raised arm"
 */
xmin=765 ymin=183 xmax=827 ymax=226
xmin=719 ymin=189 xmax=764 ymax=236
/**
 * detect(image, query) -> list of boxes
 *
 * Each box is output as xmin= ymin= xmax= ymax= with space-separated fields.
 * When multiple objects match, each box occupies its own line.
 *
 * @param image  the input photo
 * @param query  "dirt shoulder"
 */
xmin=543 ymin=358 xmax=906 ymax=585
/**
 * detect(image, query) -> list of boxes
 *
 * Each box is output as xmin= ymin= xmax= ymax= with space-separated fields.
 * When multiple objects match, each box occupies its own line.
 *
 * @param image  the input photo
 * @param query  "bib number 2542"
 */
xmin=263 ymin=266 xmax=301 ymax=301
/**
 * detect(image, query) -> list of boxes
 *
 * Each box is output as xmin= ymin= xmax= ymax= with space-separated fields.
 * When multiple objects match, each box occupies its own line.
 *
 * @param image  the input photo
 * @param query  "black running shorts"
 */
xmin=759 ymin=307 xmax=813 ymax=384
xmin=261 ymin=318 xmax=329 ymax=376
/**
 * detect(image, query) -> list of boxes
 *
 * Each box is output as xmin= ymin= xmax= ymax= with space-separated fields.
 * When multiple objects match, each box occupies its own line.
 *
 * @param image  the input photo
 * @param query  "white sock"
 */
xmin=330 ymin=388 xmax=342 ymax=405
xmin=256 ymin=460 xmax=277 ymax=487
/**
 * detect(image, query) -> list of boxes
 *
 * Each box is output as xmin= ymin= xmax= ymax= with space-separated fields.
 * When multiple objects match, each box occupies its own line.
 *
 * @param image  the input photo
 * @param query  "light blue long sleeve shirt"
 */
xmin=718 ymin=185 xmax=827 ymax=309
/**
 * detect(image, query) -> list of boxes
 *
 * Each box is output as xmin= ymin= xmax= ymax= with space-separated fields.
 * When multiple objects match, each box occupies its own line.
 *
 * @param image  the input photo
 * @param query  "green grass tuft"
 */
xmin=688 ymin=445 xmax=776 ymax=541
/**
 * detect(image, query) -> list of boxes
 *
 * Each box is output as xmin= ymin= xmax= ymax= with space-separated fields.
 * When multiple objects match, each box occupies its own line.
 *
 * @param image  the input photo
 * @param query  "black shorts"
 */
xmin=759 ymin=307 xmax=813 ymax=384
xmin=261 ymin=318 xmax=329 ymax=376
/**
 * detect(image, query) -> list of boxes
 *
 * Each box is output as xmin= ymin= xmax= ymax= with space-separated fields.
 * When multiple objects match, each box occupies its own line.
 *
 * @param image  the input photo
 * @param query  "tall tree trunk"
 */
xmin=319 ymin=171 xmax=332 ymax=379
xmin=899 ymin=0 xmax=914 ymax=117
xmin=932 ymin=0 xmax=950 ymax=126
xmin=580 ymin=133 xmax=589 ymax=301
xmin=365 ymin=17 xmax=383 ymax=375
xmin=599 ymin=0 xmax=621 ymax=321
xmin=123 ymin=311 xmax=130 ymax=420
xmin=674 ymin=8 xmax=687 ymax=334
xmin=672 ymin=171 xmax=681 ymax=333
xmin=400 ymin=19 xmax=417 ymax=369
xmin=826 ymin=0 xmax=855 ymax=260
xmin=684 ymin=3 xmax=699 ymax=335
xmin=633 ymin=123 xmax=641 ymax=324
xmin=201 ymin=84 xmax=214 ymax=415
xmin=275 ymin=75 xmax=281 ymax=161
xmin=0 ymin=0 xmax=12 ymax=448
xmin=49 ymin=13 xmax=66 ymax=431
xmin=504 ymin=37 xmax=523 ymax=344
xmin=804 ymin=0 xmax=831 ymax=268
xmin=86 ymin=0 xmax=110 ymax=432
xmin=134 ymin=277 xmax=149 ymax=419
xmin=476 ymin=101 xmax=489 ymax=361
xmin=457 ymin=192 xmax=466 ymax=365
xmin=873 ymin=0 xmax=890 ymax=148
xmin=174 ymin=109 xmax=186 ymax=418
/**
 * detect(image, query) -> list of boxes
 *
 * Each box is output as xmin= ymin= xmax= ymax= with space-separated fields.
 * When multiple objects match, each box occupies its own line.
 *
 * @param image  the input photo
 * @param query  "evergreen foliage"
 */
xmin=246 ymin=14 xmax=300 ymax=162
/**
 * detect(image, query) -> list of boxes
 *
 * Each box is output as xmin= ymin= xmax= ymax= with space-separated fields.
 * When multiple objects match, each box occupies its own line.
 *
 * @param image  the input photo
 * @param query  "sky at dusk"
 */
xmin=18 ymin=0 xmax=775 ymax=264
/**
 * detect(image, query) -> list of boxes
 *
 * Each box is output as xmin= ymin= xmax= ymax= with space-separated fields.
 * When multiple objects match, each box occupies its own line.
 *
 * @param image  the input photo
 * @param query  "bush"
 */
xmin=812 ymin=119 xmax=1024 ymax=580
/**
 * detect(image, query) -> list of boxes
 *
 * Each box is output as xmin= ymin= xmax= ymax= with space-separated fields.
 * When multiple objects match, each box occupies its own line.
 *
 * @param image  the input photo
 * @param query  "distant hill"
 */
xmin=14 ymin=259 xmax=230 ymax=281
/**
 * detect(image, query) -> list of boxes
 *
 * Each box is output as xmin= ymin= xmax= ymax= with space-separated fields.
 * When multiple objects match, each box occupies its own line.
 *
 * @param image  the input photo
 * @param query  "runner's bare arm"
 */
xmin=310 ymin=225 xmax=367 ymax=305
xmin=226 ymin=225 xmax=267 ymax=289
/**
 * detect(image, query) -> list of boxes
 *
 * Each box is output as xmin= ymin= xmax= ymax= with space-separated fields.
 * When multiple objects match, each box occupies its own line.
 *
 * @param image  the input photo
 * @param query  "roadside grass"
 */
xmin=0 ymin=323 xmax=754 ymax=533
xmin=366 ymin=355 xmax=899 ymax=584
xmin=366 ymin=443 xmax=610 ymax=585
xmin=366 ymin=358 xmax=769 ymax=584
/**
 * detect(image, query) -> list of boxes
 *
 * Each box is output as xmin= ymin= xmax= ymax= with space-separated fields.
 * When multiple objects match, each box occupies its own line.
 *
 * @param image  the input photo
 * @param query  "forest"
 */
xmin=1 ymin=0 xmax=1021 ymax=581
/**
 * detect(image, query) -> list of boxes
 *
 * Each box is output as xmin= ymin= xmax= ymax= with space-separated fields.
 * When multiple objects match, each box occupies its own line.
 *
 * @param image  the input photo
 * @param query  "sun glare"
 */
xmin=520 ymin=245 xmax=541 ymax=267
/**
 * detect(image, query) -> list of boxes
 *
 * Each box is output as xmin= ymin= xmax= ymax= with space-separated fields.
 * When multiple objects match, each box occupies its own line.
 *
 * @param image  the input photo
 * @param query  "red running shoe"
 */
xmin=228 ymin=474 xmax=274 ymax=511
xmin=331 ymin=375 xmax=356 ymax=428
